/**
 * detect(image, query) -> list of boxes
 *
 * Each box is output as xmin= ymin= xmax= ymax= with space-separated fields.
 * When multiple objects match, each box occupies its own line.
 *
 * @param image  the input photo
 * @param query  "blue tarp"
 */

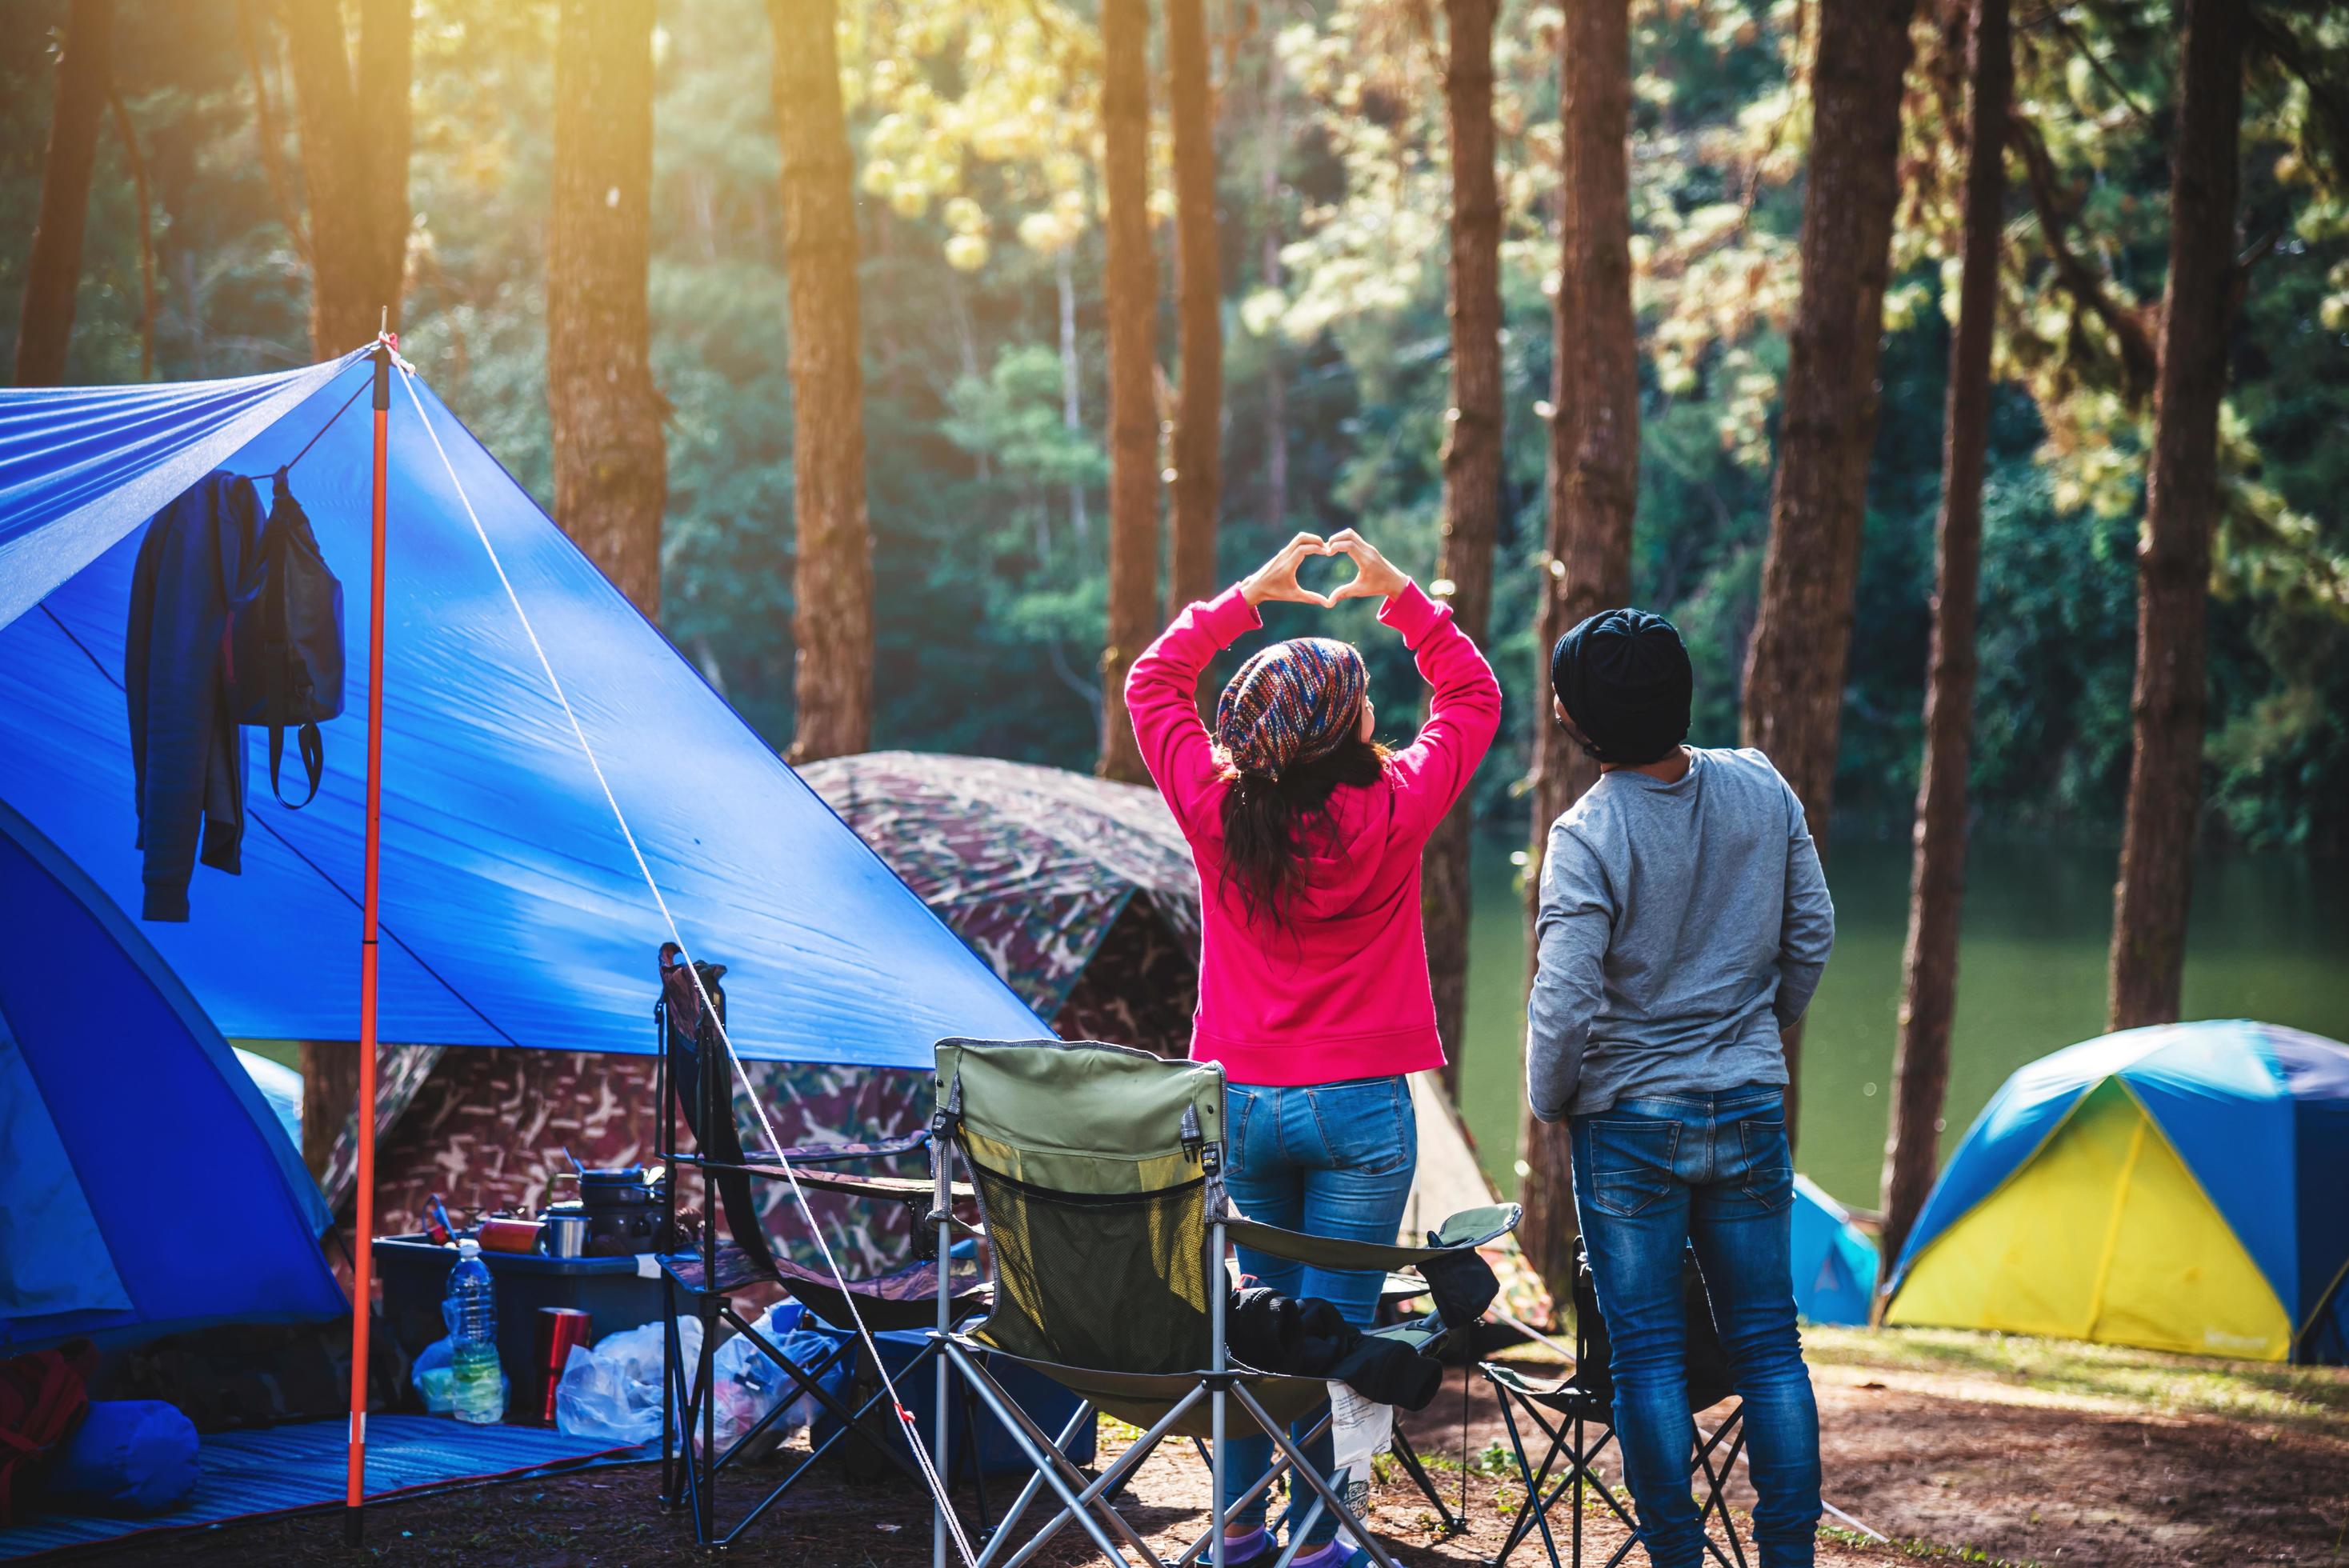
xmin=0 ymin=354 xmax=1042 ymax=1063
xmin=0 ymin=798 xmax=344 ymax=1350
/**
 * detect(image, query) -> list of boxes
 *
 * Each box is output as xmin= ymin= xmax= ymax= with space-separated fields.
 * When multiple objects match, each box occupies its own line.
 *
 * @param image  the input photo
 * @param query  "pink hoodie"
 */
xmin=1125 ymin=581 xmax=1503 ymax=1086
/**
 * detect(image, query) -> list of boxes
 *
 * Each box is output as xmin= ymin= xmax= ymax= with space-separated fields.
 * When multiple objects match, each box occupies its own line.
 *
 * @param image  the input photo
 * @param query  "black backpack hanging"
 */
xmin=226 ymin=470 xmax=345 ymax=807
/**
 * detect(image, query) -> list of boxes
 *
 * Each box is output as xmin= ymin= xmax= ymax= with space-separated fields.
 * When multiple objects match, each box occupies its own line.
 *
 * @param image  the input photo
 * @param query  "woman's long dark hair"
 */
xmin=1219 ymin=735 xmax=1391 ymax=927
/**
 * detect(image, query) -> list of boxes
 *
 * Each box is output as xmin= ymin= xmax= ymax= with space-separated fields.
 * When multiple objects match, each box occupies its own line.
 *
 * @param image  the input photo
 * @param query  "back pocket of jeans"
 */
xmin=1582 ymin=1120 xmax=1679 ymax=1218
xmin=1734 ymin=1113 xmax=1793 ymax=1210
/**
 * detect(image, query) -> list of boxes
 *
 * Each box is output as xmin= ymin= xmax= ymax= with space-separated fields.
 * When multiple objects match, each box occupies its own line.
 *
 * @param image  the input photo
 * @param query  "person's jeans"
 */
xmin=1219 ymin=1075 xmax=1417 ymax=1548
xmin=1570 ymin=1086 xmax=1821 ymax=1568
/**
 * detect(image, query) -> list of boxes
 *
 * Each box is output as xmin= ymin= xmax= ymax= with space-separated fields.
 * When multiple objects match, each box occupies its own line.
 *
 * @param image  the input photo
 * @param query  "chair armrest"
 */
xmin=746 ymin=1129 xmax=930 ymax=1166
xmin=1224 ymin=1202 xmax=1520 ymax=1275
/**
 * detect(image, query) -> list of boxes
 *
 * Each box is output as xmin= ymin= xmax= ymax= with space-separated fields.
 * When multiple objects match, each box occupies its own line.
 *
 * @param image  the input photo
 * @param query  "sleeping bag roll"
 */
xmin=48 ymin=1401 xmax=198 ymax=1515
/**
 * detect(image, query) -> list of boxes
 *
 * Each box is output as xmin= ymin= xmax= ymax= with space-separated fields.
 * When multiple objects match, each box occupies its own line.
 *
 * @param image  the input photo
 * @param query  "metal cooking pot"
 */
xmin=542 ymin=1202 xmax=590 ymax=1259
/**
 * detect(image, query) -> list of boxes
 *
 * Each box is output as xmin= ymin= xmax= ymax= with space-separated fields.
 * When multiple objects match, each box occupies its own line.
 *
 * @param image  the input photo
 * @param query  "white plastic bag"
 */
xmin=703 ymin=1302 xmax=811 ymax=1460
xmin=554 ymin=1317 xmax=702 ymax=1444
xmin=412 ymin=1335 xmax=510 ymax=1416
xmin=1326 ymin=1382 xmax=1395 ymax=1552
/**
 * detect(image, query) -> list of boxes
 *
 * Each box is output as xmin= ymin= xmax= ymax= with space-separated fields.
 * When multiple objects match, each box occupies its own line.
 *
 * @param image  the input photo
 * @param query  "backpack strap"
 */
xmin=264 ymin=471 xmax=325 ymax=810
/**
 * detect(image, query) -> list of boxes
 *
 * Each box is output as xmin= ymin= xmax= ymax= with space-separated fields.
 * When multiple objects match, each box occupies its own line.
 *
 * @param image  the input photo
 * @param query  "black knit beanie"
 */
xmin=1549 ymin=609 xmax=1693 ymax=766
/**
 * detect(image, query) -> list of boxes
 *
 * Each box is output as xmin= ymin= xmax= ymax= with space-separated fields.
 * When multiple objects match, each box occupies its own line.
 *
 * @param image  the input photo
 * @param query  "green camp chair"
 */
xmin=922 ymin=1037 xmax=1521 ymax=1568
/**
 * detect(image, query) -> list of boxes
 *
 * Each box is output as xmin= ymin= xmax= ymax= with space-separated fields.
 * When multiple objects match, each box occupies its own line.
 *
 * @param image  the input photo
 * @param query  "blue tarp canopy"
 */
xmin=0 ymin=798 xmax=344 ymax=1350
xmin=0 ymin=353 xmax=1042 ymax=1062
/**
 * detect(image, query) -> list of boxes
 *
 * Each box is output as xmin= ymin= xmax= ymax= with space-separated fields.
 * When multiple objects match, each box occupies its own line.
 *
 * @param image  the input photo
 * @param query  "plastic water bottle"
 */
xmin=442 ymin=1239 xmax=504 ymax=1425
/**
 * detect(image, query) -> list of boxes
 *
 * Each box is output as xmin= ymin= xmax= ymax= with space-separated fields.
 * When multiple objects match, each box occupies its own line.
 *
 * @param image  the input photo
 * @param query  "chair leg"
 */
xmin=1694 ymin=1410 xmax=1749 ymax=1568
xmin=969 ymin=1400 xmax=1094 ymax=1568
xmin=1230 ymin=1383 xmax=1404 ymax=1568
xmin=952 ymin=1344 xmax=1185 ymax=1568
xmin=1489 ymin=1384 xmax=1564 ymax=1568
xmin=1168 ymin=1407 xmax=1336 ymax=1568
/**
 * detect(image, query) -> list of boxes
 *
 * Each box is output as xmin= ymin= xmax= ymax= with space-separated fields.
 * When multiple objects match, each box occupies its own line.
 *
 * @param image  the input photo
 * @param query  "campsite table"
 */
xmin=374 ymin=1235 xmax=667 ymax=1420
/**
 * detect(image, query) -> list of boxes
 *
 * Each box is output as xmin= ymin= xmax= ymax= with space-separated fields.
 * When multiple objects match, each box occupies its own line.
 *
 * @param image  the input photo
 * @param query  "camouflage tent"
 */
xmin=798 ymin=752 xmax=1203 ymax=1054
xmin=326 ymin=751 xmax=1543 ymax=1314
xmin=320 ymin=751 xmax=1200 ymax=1274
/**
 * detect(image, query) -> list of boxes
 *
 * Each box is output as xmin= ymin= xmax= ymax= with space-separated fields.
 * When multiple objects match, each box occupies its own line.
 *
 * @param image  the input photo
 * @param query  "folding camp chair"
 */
xmin=922 ymin=1037 xmax=1522 ymax=1568
xmin=651 ymin=950 xmax=995 ymax=1549
xmin=1479 ymin=1242 xmax=1747 ymax=1568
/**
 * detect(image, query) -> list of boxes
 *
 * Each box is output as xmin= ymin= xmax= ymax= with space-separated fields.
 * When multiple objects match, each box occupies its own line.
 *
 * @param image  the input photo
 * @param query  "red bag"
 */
xmin=0 ymin=1340 xmax=95 ymax=1527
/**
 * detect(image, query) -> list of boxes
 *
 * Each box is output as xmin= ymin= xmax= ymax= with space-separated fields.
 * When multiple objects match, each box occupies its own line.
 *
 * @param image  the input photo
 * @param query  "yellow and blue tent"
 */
xmin=1884 ymin=1021 xmax=2349 ymax=1363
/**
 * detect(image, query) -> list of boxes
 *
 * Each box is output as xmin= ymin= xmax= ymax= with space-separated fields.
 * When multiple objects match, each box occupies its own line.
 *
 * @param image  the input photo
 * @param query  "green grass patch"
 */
xmin=1804 ymin=1325 xmax=2349 ymax=1437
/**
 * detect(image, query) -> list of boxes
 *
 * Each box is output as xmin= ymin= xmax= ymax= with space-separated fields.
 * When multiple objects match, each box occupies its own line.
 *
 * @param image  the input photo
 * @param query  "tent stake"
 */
xmin=344 ymin=334 xmax=394 ymax=1548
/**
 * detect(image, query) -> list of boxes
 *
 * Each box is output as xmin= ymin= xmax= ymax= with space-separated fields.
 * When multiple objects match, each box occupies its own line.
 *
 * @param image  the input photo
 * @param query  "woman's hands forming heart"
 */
xmin=1239 ymin=530 xmax=1407 ymax=609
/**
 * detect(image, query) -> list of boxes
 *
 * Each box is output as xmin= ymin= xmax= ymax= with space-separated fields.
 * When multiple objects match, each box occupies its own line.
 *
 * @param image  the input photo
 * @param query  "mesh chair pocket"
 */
xmin=970 ymin=1162 xmax=1212 ymax=1374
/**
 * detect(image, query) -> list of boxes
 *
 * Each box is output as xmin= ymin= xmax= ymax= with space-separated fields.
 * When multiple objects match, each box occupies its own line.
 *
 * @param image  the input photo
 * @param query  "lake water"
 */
xmin=1452 ymin=833 xmax=2349 ymax=1212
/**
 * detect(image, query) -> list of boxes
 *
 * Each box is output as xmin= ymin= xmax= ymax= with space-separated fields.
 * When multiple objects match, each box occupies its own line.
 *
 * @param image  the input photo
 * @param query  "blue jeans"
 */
xmin=1571 ymin=1086 xmax=1821 ymax=1568
xmin=1219 ymin=1076 xmax=1417 ymax=1548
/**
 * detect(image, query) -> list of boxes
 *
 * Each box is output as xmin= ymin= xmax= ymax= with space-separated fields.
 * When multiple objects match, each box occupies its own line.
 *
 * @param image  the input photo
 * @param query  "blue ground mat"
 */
xmin=0 ymin=1414 xmax=649 ymax=1560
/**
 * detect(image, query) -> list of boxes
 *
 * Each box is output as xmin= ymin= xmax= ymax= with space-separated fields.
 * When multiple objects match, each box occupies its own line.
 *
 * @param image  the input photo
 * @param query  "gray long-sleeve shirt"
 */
xmin=1527 ymin=746 xmax=1835 ymax=1122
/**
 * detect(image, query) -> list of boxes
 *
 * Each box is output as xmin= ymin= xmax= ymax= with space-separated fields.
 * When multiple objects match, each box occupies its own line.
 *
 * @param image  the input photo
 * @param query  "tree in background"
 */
xmin=280 ymin=0 xmax=409 ymax=357
xmin=1165 ymin=0 xmax=1222 ymax=616
xmin=2107 ymin=0 xmax=2247 ymax=1030
xmin=13 ymin=0 xmax=113 ymax=386
xmin=1097 ymin=0 xmax=1160 ymax=783
xmin=1879 ymin=0 xmax=2011 ymax=1288
xmin=1422 ymin=0 xmax=1503 ymax=1102
xmin=1738 ymin=0 xmax=1916 ymax=1146
xmin=772 ymin=0 xmax=874 ymax=764
xmin=1519 ymin=0 xmax=1640 ymax=1298
xmin=547 ymin=0 xmax=666 ymax=618
xmin=280 ymin=0 xmax=410 ymax=1169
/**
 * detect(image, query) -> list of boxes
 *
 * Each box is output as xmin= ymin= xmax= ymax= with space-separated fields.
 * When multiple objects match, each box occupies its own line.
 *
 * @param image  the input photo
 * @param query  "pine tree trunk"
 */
xmin=281 ymin=0 xmax=408 ymax=357
xmin=1739 ymin=0 xmax=1915 ymax=1148
xmin=549 ymin=0 xmax=665 ymax=619
xmin=1261 ymin=51 xmax=1288 ymax=534
xmin=13 ymin=0 xmax=114 ymax=387
xmin=1166 ymin=0 xmax=1223 ymax=616
xmin=2108 ymin=0 xmax=2243 ymax=1030
xmin=1519 ymin=0 xmax=1640 ymax=1304
xmin=770 ymin=0 xmax=874 ymax=764
xmin=1879 ymin=0 xmax=2007 ymax=1290
xmin=1423 ymin=0 xmax=1504 ymax=1103
xmin=1098 ymin=0 xmax=1161 ymax=784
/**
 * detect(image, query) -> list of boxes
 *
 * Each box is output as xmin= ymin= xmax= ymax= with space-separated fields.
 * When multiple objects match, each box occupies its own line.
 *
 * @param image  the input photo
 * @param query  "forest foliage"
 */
xmin=2 ymin=0 xmax=2344 ymax=850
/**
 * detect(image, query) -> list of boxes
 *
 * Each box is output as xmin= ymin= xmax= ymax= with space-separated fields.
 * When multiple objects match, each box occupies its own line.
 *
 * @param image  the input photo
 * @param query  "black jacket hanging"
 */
xmin=126 ymin=471 xmax=262 ymax=922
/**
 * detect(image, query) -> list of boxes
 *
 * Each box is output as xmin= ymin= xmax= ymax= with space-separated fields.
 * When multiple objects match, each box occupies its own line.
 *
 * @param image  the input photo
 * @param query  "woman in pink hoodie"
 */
xmin=1126 ymin=528 xmax=1502 ymax=1567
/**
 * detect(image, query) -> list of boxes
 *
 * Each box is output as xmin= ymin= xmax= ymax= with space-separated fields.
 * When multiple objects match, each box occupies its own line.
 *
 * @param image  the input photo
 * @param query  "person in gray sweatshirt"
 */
xmin=1526 ymin=607 xmax=1835 ymax=1568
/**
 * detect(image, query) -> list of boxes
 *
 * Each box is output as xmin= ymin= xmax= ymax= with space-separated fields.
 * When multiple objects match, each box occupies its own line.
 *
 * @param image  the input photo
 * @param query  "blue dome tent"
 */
xmin=1791 ymin=1175 xmax=1879 ymax=1327
xmin=1886 ymin=1021 xmax=2349 ymax=1363
xmin=0 ymin=798 xmax=344 ymax=1351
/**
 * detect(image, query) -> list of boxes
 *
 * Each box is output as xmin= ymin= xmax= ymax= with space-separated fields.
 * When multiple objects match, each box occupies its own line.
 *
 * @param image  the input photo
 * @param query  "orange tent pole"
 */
xmin=344 ymin=336 xmax=393 ymax=1546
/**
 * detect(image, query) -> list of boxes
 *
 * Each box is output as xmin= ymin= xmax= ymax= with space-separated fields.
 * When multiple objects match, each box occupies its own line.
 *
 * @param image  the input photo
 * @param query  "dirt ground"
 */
xmin=62 ymin=1330 xmax=2349 ymax=1568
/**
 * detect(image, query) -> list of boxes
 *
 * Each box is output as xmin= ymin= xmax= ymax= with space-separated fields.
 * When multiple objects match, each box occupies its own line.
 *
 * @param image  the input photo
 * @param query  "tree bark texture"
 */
xmin=1166 ymin=0 xmax=1223 ymax=616
xmin=281 ymin=0 xmax=410 ymax=357
xmin=1423 ymin=0 xmax=1505 ymax=1103
xmin=1098 ymin=0 xmax=1161 ymax=784
xmin=549 ymin=0 xmax=666 ymax=618
xmin=13 ymin=0 xmax=114 ymax=387
xmin=1738 ymin=0 xmax=1915 ymax=1146
xmin=1520 ymin=0 xmax=1640 ymax=1305
xmin=1260 ymin=50 xmax=1288 ymax=533
xmin=2107 ymin=0 xmax=2243 ymax=1030
xmin=1879 ymin=0 xmax=2008 ymax=1291
xmin=770 ymin=0 xmax=875 ymax=764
